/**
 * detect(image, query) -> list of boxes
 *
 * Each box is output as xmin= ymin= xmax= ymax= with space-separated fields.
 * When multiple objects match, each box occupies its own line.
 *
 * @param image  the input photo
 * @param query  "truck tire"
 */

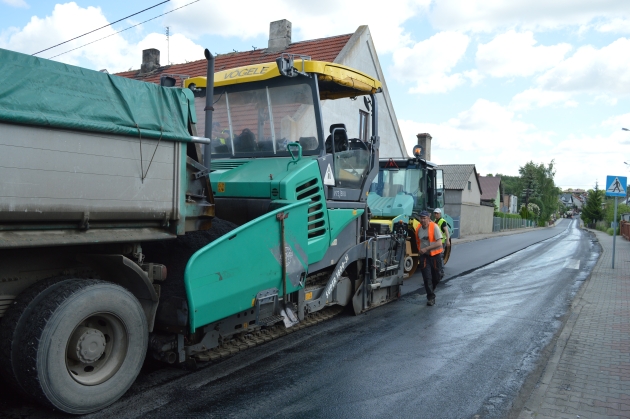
xmin=0 ymin=276 xmax=71 ymax=392
xmin=14 ymin=279 xmax=148 ymax=414
xmin=443 ymin=239 xmax=452 ymax=265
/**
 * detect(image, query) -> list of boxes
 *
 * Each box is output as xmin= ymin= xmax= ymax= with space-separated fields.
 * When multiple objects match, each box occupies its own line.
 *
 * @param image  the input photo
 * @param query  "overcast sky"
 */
xmin=1 ymin=0 xmax=630 ymax=190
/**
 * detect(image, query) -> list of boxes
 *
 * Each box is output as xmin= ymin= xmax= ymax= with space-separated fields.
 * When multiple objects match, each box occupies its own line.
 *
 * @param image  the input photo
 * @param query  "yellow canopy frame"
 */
xmin=184 ymin=60 xmax=382 ymax=99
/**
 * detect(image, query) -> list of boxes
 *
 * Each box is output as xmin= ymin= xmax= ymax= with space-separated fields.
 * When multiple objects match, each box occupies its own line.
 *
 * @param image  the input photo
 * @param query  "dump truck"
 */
xmin=367 ymin=145 xmax=453 ymax=276
xmin=0 ymin=48 xmax=406 ymax=414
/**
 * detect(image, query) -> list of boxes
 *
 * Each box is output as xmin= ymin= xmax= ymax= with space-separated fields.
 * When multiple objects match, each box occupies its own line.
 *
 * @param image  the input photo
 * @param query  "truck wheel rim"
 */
xmin=66 ymin=313 xmax=128 ymax=386
xmin=404 ymin=256 xmax=414 ymax=272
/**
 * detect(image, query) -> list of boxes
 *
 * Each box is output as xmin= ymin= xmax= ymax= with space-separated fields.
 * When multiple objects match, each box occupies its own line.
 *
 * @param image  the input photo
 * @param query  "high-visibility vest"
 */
xmin=416 ymin=221 xmax=442 ymax=256
xmin=437 ymin=218 xmax=448 ymax=243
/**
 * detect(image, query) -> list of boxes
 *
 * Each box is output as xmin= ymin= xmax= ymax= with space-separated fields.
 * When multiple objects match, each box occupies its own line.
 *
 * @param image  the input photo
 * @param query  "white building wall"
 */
xmin=509 ymin=195 xmax=518 ymax=213
xmin=444 ymin=190 xmax=462 ymax=219
xmin=320 ymin=26 xmax=406 ymax=159
xmin=461 ymin=172 xmax=481 ymax=204
xmin=446 ymin=170 xmax=493 ymax=236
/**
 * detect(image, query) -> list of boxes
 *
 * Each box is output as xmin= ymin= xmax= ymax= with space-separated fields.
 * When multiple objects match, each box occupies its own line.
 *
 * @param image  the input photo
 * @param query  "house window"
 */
xmin=359 ymin=110 xmax=369 ymax=141
xmin=468 ymin=181 xmax=471 ymax=190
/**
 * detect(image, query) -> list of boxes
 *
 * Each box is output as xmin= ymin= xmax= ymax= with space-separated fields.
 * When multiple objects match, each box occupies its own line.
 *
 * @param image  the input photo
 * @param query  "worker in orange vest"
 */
xmin=415 ymin=211 xmax=443 ymax=306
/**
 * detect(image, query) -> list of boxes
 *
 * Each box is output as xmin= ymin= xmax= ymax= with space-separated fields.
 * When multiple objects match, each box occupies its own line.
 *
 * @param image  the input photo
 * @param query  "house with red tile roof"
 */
xmin=478 ymin=175 xmax=502 ymax=210
xmin=116 ymin=20 xmax=407 ymax=158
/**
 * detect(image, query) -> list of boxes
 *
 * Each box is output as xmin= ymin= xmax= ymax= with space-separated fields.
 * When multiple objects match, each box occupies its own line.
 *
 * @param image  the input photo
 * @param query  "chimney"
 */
xmin=416 ymin=133 xmax=432 ymax=161
xmin=268 ymin=19 xmax=292 ymax=52
xmin=140 ymin=48 xmax=160 ymax=74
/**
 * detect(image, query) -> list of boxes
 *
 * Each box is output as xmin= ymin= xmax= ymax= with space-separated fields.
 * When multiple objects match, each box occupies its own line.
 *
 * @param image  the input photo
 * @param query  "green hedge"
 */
xmin=494 ymin=212 xmax=523 ymax=219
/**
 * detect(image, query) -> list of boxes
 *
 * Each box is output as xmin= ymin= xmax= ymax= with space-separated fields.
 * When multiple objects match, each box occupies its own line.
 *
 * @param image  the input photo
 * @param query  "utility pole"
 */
xmin=166 ymin=26 xmax=170 ymax=65
xmin=605 ymin=174 xmax=627 ymax=269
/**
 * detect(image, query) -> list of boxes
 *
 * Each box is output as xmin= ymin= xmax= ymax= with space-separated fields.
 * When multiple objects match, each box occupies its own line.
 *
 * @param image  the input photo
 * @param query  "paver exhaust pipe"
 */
xmin=203 ymin=48 xmax=215 ymax=167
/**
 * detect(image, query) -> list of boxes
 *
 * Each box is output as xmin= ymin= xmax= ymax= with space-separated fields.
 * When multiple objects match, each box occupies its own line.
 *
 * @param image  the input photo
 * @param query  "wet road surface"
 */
xmin=0 ymin=219 xmax=599 ymax=419
xmin=402 ymin=219 xmax=571 ymax=295
xmin=443 ymin=219 xmax=573 ymax=280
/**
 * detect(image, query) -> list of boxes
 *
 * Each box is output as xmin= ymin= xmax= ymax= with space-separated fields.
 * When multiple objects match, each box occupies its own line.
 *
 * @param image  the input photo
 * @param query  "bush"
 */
xmin=495 ymin=213 xmax=522 ymax=219
xmin=604 ymin=201 xmax=630 ymax=224
xmin=603 ymin=226 xmax=620 ymax=235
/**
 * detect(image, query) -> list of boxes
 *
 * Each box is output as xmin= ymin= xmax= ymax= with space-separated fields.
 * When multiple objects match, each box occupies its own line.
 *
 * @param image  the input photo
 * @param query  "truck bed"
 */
xmin=0 ymin=122 xmax=183 ymax=247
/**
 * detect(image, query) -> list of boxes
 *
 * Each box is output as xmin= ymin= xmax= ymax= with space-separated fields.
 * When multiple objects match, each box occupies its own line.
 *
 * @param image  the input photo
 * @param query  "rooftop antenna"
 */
xmin=165 ymin=26 xmax=170 ymax=64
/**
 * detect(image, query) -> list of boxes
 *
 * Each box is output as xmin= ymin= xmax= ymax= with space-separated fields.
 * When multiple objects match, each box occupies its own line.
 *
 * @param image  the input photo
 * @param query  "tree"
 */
xmin=529 ymin=197 xmax=545 ymax=219
xmin=528 ymin=203 xmax=541 ymax=218
xmin=519 ymin=202 xmax=540 ymax=220
xmin=519 ymin=163 xmax=540 ymax=207
xmin=517 ymin=160 xmax=560 ymax=224
xmin=536 ymin=161 xmax=561 ymax=224
xmin=604 ymin=201 xmax=630 ymax=224
xmin=582 ymin=183 xmax=604 ymax=225
xmin=519 ymin=205 xmax=529 ymax=219
xmin=496 ymin=173 xmax=520 ymax=196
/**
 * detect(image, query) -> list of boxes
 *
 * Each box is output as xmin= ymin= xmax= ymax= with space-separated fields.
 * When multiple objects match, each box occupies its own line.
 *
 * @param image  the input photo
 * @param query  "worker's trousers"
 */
xmin=437 ymin=243 xmax=446 ymax=278
xmin=419 ymin=253 xmax=442 ymax=301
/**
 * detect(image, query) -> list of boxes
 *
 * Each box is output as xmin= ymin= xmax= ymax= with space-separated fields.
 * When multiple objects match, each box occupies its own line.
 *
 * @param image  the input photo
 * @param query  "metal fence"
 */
xmin=492 ymin=216 xmax=535 ymax=232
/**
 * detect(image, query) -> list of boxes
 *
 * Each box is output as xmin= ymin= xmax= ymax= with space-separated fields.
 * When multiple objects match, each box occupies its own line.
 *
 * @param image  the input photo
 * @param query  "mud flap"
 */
xmin=334 ymin=277 xmax=352 ymax=307
xmin=352 ymin=280 xmax=364 ymax=315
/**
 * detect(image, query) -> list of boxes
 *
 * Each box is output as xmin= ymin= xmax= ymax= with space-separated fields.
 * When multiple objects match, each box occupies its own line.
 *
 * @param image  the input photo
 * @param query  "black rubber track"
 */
xmin=0 ymin=276 xmax=72 ymax=393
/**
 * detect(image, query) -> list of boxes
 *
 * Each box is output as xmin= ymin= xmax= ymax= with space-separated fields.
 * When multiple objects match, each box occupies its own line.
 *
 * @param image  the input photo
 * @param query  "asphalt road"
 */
xmin=402 ymin=219 xmax=571 ymax=295
xmin=0 ymin=219 xmax=598 ymax=419
xmin=446 ymin=219 xmax=574 ymax=278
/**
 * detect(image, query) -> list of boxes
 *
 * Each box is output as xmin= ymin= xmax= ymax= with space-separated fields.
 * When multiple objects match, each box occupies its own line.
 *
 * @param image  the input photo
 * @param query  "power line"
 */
xmin=32 ymin=1 xmax=171 ymax=56
xmin=47 ymin=0 xmax=201 ymax=60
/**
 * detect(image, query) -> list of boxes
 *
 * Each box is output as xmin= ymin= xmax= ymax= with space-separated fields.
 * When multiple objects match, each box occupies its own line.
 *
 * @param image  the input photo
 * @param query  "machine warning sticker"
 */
xmin=324 ymin=164 xmax=335 ymax=186
xmin=218 ymin=182 xmax=225 ymax=193
xmin=305 ymin=292 xmax=313 ymax=301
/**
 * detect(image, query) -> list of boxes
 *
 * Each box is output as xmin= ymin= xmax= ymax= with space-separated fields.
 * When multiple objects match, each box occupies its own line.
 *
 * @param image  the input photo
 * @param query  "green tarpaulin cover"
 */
xmin=0 ymin=48 xmax=196 ymax=142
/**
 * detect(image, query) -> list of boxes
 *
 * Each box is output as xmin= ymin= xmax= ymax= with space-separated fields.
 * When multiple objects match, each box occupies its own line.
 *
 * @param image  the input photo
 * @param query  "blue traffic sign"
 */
xmin=606 ymin=175 xmax=627 ymax=197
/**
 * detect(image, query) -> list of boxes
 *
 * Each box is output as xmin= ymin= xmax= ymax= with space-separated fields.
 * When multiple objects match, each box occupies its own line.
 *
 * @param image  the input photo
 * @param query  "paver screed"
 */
xmin=519 ymin=228 xmax=630 ymax=419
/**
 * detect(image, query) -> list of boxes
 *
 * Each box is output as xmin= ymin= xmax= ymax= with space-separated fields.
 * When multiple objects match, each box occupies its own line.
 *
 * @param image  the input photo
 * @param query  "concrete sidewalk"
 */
xmin=518 ymin=228 xmax=630 ymax=419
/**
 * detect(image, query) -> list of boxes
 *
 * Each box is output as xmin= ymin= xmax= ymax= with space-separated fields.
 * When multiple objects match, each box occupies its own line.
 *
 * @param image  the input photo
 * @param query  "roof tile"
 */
xmin=478 ymin=175 xmax=501 ymax=200
xmin=115 ymin=34 xmax=353 ymax=85
xmin=437 ymin=164 xmax=477 ymax=191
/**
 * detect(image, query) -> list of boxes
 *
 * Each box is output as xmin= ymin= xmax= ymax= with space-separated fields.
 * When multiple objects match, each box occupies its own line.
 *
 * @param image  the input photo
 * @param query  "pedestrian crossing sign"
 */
xmin=606 ymin=175 xmax=627 ymax=197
